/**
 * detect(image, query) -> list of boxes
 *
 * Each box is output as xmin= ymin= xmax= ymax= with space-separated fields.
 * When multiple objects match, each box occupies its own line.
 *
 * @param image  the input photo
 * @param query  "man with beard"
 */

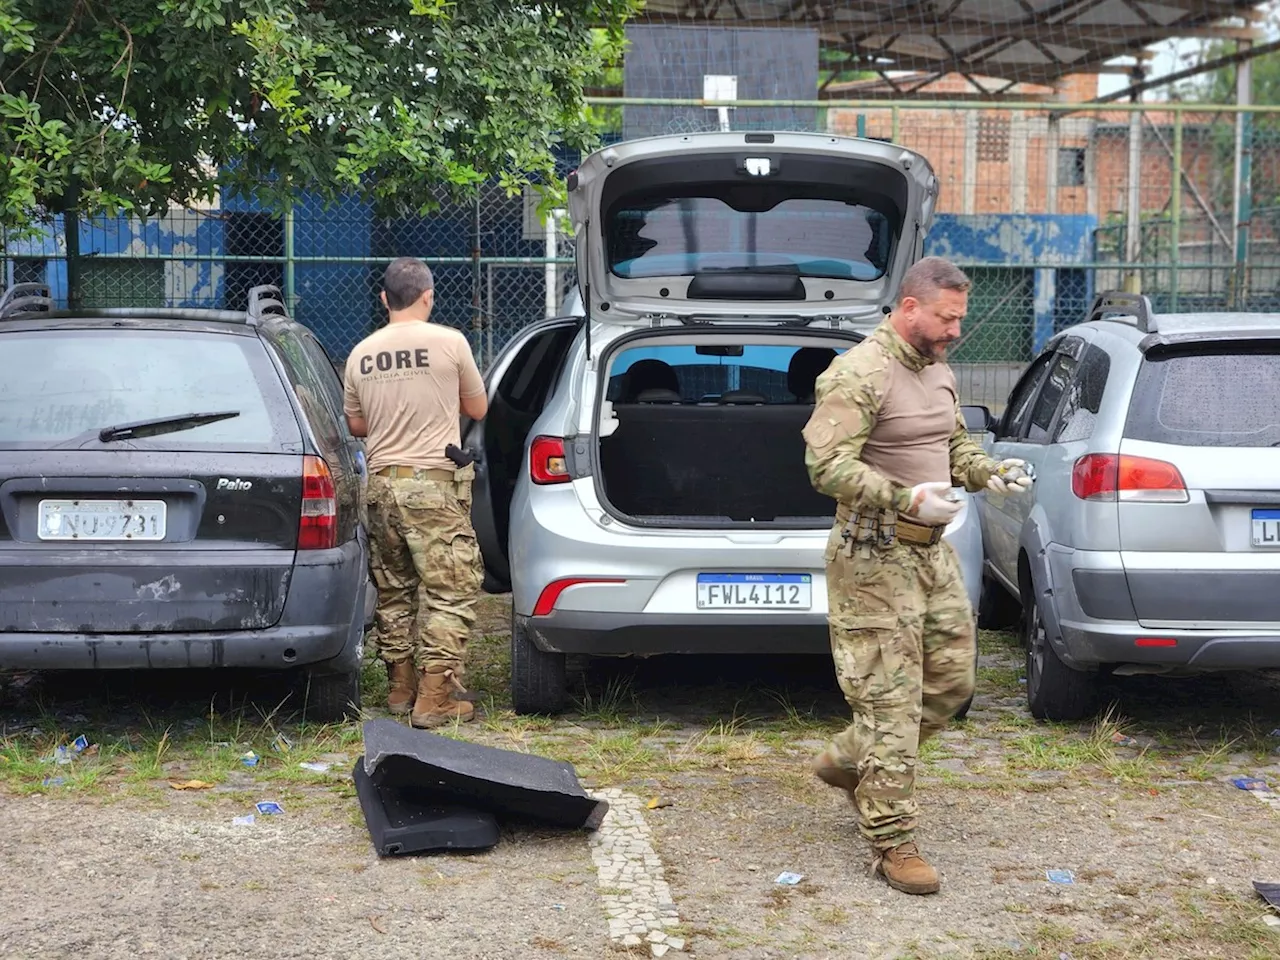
xmin=801 ymin=256 xmax=1032 ymax=895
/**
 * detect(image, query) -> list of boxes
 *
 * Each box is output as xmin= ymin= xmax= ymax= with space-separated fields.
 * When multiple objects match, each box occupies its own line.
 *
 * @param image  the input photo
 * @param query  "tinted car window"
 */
xmin=1053 ymin=346 xmax=1110 ymax=443
xmin=998 ymin=353 xmax=1053 ymax=439
xmin=0 ymin=330 xmax=301 ymax=450
xmin=1026 ymin=353 xmax=1078 ymax=443
xmin=271 ymin=329 xmax=345 ymax=454
xmin=606 ymin=343 xmax=848 ymax=405
xmin=1125 ymin=345 xmax=1280 ymax=448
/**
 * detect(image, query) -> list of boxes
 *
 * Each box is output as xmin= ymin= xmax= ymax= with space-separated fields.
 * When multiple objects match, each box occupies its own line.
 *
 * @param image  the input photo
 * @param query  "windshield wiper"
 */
xmin=97 ymin=411 xmax=241 ymax=443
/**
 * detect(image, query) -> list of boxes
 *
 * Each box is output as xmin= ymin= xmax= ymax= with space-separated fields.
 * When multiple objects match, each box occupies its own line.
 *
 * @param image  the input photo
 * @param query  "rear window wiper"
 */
xmin=96 ymin=411 xmax=241 ymax=442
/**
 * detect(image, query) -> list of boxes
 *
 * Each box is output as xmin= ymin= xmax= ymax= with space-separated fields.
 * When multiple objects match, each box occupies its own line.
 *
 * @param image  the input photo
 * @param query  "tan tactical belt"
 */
xmin=375 ymin=465 xmax=456 ymax=482
xmin=835 ymin=502 xmax=945 ymax=551
xmin=894 ymin=513 xmax=945 ymax=546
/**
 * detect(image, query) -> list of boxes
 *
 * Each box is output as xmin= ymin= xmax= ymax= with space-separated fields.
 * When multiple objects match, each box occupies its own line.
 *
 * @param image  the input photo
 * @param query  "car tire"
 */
xmin=510 ymin=613 xmax=566 ymax=716
xmin=977 ymin=572 xmax=1021 ymax=630
xmin=301 ymin=665 xmax=362 ymax=723
xmin=1022 ymin=584 xmax=1096 ymax=722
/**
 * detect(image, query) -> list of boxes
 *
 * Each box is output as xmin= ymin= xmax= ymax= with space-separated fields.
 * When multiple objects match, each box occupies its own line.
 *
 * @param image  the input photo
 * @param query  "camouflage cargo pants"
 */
xmin=365 ymin=466 xmax=484 ymax=675
xmin=823 ymin=525 xmax=976 ymax=850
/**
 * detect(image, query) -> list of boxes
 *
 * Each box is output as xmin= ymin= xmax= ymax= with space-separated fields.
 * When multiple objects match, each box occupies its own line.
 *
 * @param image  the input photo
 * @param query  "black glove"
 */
xmin=445 ymin=444 xmax=476 ymax=467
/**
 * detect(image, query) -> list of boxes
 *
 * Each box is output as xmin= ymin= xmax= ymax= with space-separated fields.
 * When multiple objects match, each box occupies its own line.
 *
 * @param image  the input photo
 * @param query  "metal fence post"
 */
xmin=1123 ymin=73 xmax=1144 ymax=294
xmin=1233 ymin=45 xmax=1253 ymax=307
xmin=284 ymin=201 xmax=296 ymax=311
xmin=64 ymin=210 xmax=82 ymax=309
xmin=1170 ymin=108 xmax=1183 ymax=311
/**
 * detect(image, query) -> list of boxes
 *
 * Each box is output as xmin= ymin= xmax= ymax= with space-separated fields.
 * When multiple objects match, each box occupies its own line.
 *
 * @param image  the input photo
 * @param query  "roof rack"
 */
xmin=0 ymin=282 xmax=55 ymax=320
xmin=246 ymin=284 xmax=288 ymax=323
xmin=1085 ymin=290 xmax=1156 ymax=334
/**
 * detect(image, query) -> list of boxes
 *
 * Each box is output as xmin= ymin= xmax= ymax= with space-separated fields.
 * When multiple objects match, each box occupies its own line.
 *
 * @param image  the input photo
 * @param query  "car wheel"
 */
xmin=1022 ymin=584 xmax=1096 ymax=722
xmin=510 ymin=613 xmax=566 ymax=716
xmin=300 ymin=665 xmax=362 ymax=723
xmin=977 ymin=572 xmax=1021 ymax=630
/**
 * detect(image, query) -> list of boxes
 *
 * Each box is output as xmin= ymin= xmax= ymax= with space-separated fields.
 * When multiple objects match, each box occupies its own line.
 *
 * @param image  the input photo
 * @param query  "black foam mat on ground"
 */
xmin=353 ymin=758 xmax=501 ymax=856
xmin=362 ymin=718 xmax=610 ymax=830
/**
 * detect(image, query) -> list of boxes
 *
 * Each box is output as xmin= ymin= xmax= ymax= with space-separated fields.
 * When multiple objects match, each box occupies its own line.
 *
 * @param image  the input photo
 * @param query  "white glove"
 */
xmin=987 ymin=459 xmax=1034 ymax=494
xmin=907 ymin=481 xmax=963 ymax=525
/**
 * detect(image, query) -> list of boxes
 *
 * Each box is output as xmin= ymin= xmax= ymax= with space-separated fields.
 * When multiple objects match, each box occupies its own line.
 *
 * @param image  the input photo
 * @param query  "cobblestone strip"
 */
xmin=587 ymin=788 xmax=685 ymax=956
xmin=1231 ymin=777 xmax=1280 ymax=811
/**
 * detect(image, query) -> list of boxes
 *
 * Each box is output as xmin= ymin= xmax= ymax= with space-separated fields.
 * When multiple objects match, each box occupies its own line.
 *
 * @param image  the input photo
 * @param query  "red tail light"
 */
xmin=1071 ymin=454 xmax=1188 ymax=503
xmin=533 ymin=577 xmax=626 ymax=617
xmin=1136 ymin=638 xmax=1178 ymax=648
xmin=299 ymin=455 xmax=337 ymax=549
xmin=530 ymin=435 xmax=569 ymax=485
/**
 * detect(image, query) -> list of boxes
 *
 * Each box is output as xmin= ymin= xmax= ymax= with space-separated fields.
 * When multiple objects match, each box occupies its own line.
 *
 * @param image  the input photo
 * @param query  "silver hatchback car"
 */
xmin=463 ymin=131 xmax=986 ymax=714
xmin=974 ymin=292 xmax=1280 ymax=721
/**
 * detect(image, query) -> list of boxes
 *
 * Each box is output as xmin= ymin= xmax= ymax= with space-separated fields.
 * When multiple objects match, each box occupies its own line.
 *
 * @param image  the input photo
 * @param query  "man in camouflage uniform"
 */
xmin=344 ymin=257 xmax=488 ymax=728
xmin=802 ymin=256 xmax=1032 ymax=895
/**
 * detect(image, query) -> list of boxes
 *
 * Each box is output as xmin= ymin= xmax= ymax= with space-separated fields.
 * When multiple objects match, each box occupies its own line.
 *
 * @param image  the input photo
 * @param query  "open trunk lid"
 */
xmin=566 ymin=131 xmax=938 ymax=327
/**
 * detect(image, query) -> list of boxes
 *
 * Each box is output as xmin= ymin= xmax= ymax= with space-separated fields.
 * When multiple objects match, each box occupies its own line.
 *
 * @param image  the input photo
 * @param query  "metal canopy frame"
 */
xmin=622 ymin=1 xmax=1270 ymax=96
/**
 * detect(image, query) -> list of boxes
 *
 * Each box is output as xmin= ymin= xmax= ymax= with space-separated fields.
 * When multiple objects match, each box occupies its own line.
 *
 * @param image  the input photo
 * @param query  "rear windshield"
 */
xmin=606 ymin=341 xmax=852 ymax=405
xmin=606 ymin=195 xmax=894 ymax=282
xmin=1124 ymin=345 xmax=1280 ymax=448
xmin=0 ymin=329 xmax=302 ymax=451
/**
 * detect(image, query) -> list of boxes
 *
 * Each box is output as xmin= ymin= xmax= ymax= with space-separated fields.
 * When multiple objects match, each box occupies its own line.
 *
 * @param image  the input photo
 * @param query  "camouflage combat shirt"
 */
xmin=801 ymin=320 xmax=998 ymax=514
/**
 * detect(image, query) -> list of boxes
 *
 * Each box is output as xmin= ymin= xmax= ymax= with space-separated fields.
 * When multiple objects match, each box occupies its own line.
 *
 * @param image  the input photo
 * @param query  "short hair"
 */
xmin=382 ymin=257 xmax=434 ymax=311
xmin=899 ymin=256 xmax=971 ymax=306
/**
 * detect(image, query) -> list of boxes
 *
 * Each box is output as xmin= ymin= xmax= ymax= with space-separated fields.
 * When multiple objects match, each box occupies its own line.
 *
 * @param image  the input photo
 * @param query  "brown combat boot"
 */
xmin=874 ymin=842 xmax=941 ymax=895
xmin=812 ymin=746 xmax=860 ymax=802
xmin=385 ymin=659 xmax=417 ymax=716
xmin=410 ymin=665 xmax=475 ymax=728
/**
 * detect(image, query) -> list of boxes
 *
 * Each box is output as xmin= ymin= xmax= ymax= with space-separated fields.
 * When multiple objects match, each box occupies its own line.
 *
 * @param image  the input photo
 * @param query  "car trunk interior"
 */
xmin=596 ymin=333 xmax=857 ymax=526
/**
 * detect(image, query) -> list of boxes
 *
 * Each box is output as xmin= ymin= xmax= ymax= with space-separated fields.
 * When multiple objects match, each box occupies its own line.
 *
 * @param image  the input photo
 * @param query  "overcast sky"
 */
xmin=1096 ymin=1 xmax=1279 ymax=100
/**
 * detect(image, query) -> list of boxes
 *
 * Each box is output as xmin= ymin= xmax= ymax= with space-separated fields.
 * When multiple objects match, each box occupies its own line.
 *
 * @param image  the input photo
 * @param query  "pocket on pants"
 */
xmin=448 ymin=533 xmax=483 ymax=592
xmin=829 ymin=613 xmax=905 ymax=703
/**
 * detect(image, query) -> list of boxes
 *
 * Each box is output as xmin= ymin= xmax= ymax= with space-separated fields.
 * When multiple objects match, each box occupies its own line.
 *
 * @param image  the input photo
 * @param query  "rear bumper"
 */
xmin=1059 ymin=622 xmax=1280 ymax=669
xmin=508 ymin=478 xmax=983 ymax=619
xmin=0 ymin=536 xmax=368 ymax=671
xmin=1049 ymin=546 xmax=1280 ymax=669
xmin=0 ymin=623 xmax=352 ymax=670
xmin=524 ymin=610 xmax=832 ymax=656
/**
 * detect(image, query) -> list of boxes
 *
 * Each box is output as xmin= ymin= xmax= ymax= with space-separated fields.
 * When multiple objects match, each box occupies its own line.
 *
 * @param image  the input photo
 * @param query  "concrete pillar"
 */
xmin=963 ymin=110 xmax=978 ymax=215
xmin=1010 ymin=111 xmax=1028 ymax=214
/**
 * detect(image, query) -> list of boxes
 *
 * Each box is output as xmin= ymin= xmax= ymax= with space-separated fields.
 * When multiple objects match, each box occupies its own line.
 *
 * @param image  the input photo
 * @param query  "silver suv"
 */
xmin=463 ymin=131 xmax=986 ymax=714
xmin=974 ymin=292 xmax=1280 ymax=721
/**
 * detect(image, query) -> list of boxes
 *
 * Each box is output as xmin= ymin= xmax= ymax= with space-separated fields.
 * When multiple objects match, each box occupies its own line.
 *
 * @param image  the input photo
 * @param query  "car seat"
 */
xmin=620 ymin=359 xmax=681 ymax=403
xmin=786 ymin=347 xmax=837 ymax=402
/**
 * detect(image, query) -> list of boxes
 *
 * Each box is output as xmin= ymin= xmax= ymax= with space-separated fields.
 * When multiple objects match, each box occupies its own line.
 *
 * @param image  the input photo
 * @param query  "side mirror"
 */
xmin=960 ymin=404 xmax=993 ymax=434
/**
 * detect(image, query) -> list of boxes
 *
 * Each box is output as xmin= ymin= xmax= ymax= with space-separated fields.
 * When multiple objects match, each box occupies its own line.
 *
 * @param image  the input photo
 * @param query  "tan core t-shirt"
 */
xmin=343 ymin=321 xmax=484 ymax=472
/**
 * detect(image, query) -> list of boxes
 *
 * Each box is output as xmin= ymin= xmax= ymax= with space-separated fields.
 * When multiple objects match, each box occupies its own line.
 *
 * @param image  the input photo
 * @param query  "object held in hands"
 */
xmin=987 ymin=458 xmax=1035 ymax=495
xmin=908 ymin=481 xmax=964 ymax=525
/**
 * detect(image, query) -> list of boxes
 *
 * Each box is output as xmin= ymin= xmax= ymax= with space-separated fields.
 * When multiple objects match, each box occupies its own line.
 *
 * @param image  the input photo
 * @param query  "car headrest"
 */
xmin=787 ymin=347 xmax=838 ymax=401
xmin=621 ymin=359 xmax=680 ymax=401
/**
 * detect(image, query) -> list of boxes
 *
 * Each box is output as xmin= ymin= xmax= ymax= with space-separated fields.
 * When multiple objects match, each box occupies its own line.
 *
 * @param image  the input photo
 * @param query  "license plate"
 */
xmin=696 ymin=573 xmax=812 ymax=610
xmin=1253 ymin=509 xmax=1280 ymax=547
xmin=37 ymin=499 xmax=167 ymax=542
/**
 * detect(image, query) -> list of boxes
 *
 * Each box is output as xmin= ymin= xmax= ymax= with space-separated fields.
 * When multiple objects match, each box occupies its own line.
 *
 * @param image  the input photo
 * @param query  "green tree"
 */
xmin=0 ymin=0 xmax=637 ymax=234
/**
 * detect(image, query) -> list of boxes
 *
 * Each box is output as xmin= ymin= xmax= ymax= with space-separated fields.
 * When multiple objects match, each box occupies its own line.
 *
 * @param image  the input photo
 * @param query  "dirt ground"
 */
xmin=3 ymin=593 xmax=1280 ymax=960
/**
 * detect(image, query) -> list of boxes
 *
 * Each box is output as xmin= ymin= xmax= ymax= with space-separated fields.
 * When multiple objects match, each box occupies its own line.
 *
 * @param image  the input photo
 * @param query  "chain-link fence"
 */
xmin=3 ymin=102 xmax=1278 ymax=411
